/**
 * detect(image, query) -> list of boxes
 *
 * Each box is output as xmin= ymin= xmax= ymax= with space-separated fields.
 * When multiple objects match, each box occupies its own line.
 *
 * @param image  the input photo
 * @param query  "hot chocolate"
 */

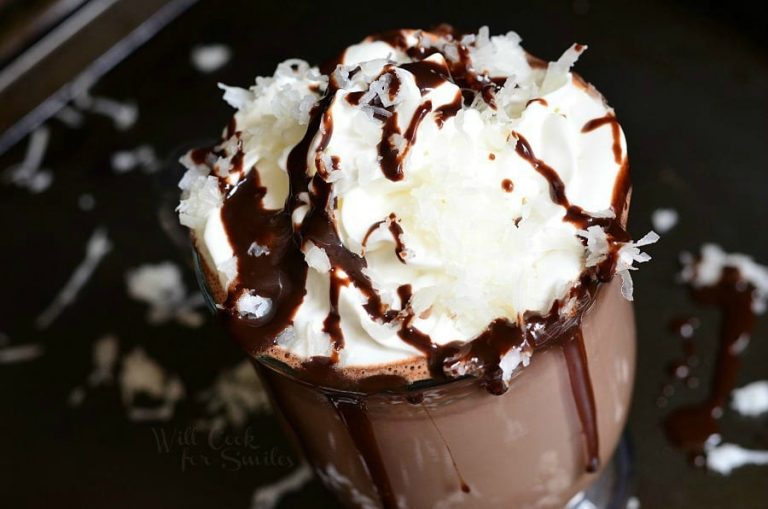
xmin=179 ymin=26 xmax=655 ymax=507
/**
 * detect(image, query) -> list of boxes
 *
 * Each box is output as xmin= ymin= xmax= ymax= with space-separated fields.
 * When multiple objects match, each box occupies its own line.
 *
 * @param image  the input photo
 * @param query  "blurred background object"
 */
xmin=0 ymin=0 xmax=195 ymax=154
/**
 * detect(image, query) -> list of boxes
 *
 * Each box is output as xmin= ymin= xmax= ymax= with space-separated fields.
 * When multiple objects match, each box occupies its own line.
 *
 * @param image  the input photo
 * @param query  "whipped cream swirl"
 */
xmin=178 ymin=27 xmax=654 ymax=383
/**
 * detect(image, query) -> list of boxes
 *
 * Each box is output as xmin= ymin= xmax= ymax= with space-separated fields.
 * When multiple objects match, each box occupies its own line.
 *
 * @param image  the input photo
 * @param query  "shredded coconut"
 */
xmin=651 ymin=208 xmax=678 ymax=234
xmin=236 ymin=292 xmax=273 ymax=319
xmin=0 ymin=343 xmax=44 ymax=364
xmin=303 ymin=242 xmax=331 ymax=273
xmin=177 ymin=166 xmax=223 ymax=230
xmin=731 ymin=380 xmax=768 ymax=417
xmin=706 ymin=441 xmax=768 ymax=475
xmin=120 ymin=347 xmax=185 ymax=422
xmin=111 ymin=145 xmax=159 ymax=174
xmin=75 ymin=93 xmax=138 ymax=130
xmin=577 ymin=226 xmax=610 ymax=267
xmin=680 ymin=244 xmax=768 ymax=313
xmin=576 ymin=227 xmax=658 ymax=300
xmin=54 ymin=105 xmax=85 ymax=128
xmin=248 ymin=242 xmax=270 ymax=257
xmin=2 ymin=126 xmax=53 ymax=193
xmin=541 ymin=43 xmax=586 ymax=95
xmin=68 ymin=334 xmax=119 ymax=407
xmin=499 ymin=346 xmax=531 ymax=383
xmin=219 ymin=83 xmax=253 ymax=110
xmin=36 ymin=228 xmax=112 ymax=329
xmin=615 ymin=231 xmax=659 ymax=300
xmin=126 ymin=262 xmax=206 ymax=327
xmin=89 ymin=335 xmax=120 ymax=386
xmin=78 ymin=193 xmax=95 ymax=211
xmin=198 ymin=360 xmax=270 ymax=431
xmin=190 ymin=43 xmax=232 ymax=73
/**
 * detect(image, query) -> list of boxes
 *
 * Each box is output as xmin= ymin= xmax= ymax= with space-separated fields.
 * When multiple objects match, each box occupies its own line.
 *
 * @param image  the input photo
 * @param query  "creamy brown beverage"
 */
xmin=178 ymin=26 xmax=656 ymax=508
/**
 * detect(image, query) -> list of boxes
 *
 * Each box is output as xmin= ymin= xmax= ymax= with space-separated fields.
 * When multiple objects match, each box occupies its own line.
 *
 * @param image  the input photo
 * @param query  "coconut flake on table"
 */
xmin=126 ymin=262 xmax=206 ymax=327
xmin=1 ymin=126 xmax=53 ymax=194
xmin=190 ymin=43 xmax=232 ymax=73
xmin=731 ymin=380 xmax=768 ymax=417
xmin=67 ymin=334 xmax=119 ymax=407
xmin=651 ymin=208 xmax=678 ymax=234
xmin=120 ymin=347 xmax=185 ymax=422
xmin=706 ymin=441 xmax=768 ymax=475
xmin=78 ymin=193 xmax=96 ymax=211
xmin=69 ymin=336 xmax=185 ymax=422
xmin=198 ymin=360 xmax=270 ymax=432
xmin=74 ymin=93 xmax=138 ymax=130
xmin=111 ymin=145 xmax=159 ymax=174
xmin=0 ymin=342 xmax=45 ymax=364
xmin=54 ymin=105 xmax=85 ymax=128
xmin=36 ymin=227 xmax=112 ymax=329
xmin=679 ymin=244 xmax=768 ymax=313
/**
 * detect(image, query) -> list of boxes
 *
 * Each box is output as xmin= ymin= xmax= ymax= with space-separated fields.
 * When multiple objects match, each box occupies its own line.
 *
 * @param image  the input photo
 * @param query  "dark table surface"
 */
xmin=1 ymin=0 xmax=767 ymax=507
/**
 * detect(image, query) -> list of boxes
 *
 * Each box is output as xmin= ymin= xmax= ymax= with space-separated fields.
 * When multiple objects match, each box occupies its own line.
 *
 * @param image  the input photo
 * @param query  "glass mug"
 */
xmin=196 ymin=252 xmax=635 ymax=509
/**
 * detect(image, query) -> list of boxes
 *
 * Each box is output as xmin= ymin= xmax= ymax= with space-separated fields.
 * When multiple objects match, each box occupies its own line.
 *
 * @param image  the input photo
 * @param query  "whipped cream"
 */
xmin=178 ymin=27 xmax=651 ymax=376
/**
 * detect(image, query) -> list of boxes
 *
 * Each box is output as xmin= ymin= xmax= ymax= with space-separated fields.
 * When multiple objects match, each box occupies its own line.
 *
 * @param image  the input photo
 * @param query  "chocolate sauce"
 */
xmin=220 ymin=168 xmax=309 ymax=354
xmin=346 ymin=91 xmax=364 ymax=106
xmin=563 ymin=328 xmax=600 ymax=472
xmin=661 ymin=315 xmax=700 ymax=394
xmin=581 ymin=115 xmax=622 ymax=165
xmin=525 ymin=98 xmax=549 ymax=108
xmin=501 ymin=179 xmax=514 ymax=192
xmin=329 ymin=395 xmax=398 ymax=508
xmin=190 ymin=147 xmax=210 ymax=165
xmin=360 ymin=214 xmax=409 ymax=263
xmin=665 ymin=268 xmax=758 ymax=458
xmin=378 ymin=101 xmax=432 ymax=181
xmin=440 ymin=319 xmax=524 ymax=395
xmin=387 ymin=214 xmax=408 ymax=263
xmin=361 ymin=219 xmax=386 ymax=254
xmin=400 ymin=61 xmax=450 ymax=95
xmin=323 ymin=268 xmax=348 ymax=351
xmin=513 ymin=131 xmax=630 ymax=245
xmin=513 ymin=132 xmax=568 ymax=206
xmin=434 ymin=91 xmax=462 ymax=127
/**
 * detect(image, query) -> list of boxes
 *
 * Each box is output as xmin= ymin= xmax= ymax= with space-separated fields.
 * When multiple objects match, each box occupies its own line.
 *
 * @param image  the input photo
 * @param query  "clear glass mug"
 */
xmin=196 ymin=252 xmax=635 ymax=508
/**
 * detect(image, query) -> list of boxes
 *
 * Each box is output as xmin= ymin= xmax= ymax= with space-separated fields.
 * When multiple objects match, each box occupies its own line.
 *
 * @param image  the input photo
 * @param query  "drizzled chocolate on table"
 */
xmin=665 ymin=265 xmax=761 ymax=465
xmin=191 ymin=26 xmax=632 ymax=500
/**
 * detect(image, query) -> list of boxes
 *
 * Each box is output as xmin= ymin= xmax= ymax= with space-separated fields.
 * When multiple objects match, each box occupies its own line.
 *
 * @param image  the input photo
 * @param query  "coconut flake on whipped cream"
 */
xmin=178 ymin=27 xmax=654 ymax=379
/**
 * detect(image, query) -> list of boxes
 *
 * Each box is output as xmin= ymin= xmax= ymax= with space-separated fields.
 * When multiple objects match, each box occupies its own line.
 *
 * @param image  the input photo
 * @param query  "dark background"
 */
xmin=1 ymin=0 xmax=767 ymax=507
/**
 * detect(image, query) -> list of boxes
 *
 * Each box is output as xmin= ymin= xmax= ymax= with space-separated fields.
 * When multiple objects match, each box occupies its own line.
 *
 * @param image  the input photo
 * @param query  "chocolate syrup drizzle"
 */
xmin=329 ymin=396 xmax=399 ymax=507
xmin=582 ymin=114 xmax=623 ymax=165
xmin=665 ymin=267 xmax=759 ymax=463
xmin=193 ymin=27 xmax=635 ymax=504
